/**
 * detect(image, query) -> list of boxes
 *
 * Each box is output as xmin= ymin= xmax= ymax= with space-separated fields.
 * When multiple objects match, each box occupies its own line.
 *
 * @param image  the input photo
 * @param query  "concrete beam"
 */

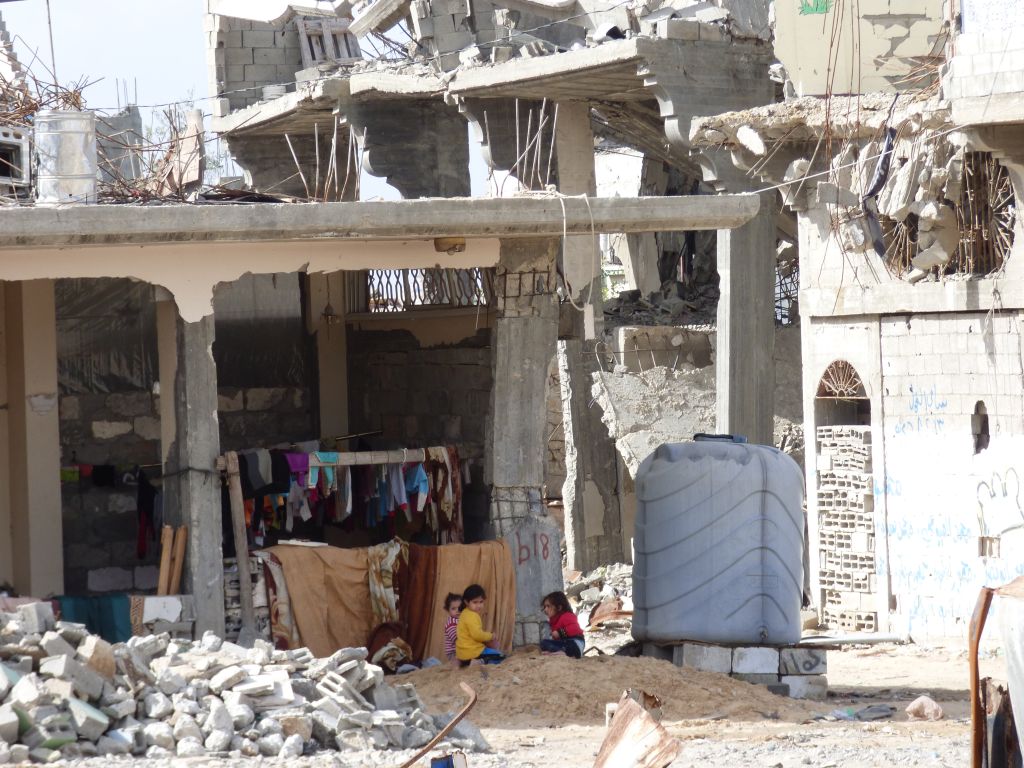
xmin=0 ymin=195 xmax=760 ymax=248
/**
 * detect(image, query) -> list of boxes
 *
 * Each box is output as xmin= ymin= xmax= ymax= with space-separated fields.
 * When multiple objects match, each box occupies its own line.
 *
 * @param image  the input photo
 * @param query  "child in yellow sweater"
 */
xmin=455 ymin=584 xmax=504 ymax=667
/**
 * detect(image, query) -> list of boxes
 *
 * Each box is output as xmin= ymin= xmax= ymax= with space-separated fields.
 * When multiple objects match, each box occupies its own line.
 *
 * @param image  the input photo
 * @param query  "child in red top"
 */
xmin=443 ymin=592 xmax=462 ymax=665
xmin=540 ymin=591 xmax=585 ymax=658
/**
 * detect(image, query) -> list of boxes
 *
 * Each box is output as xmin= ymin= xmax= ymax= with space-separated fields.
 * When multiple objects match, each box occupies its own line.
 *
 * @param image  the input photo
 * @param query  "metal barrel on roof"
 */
xmin=34 ymin=109 xmax=98 ymax=207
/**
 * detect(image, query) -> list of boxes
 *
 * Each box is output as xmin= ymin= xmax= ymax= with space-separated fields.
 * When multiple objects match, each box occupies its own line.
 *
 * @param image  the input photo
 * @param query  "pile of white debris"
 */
xmin=567 ymin=563 xmax=635 ymax=655
xmin=0 ymin=602 xmax=486 ymax=763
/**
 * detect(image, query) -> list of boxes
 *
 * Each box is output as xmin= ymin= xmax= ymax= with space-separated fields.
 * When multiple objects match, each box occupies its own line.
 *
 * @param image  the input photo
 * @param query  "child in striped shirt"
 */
xmin=443 ymin=592 xmax=462 ymax=666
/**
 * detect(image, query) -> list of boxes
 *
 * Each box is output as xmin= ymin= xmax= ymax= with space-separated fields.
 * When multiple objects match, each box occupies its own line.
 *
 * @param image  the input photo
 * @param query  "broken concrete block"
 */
xmin=258 ymin=732 xmax=285 ymax=756
xmin=176 ymin=736 xmax=206 ymax=757
xmin=143 ymin=721 xmax=175 ymax=750
xmin=240 ymin=737 xmax=259 ymax=756
xmin=96 ymin=733 xmax=132 ymax=756
xmin=779 ymin=648 xmax=827 ymax=676
xmin=21 ymin=720 xmax=77 ymax=750
xmin=199 ymin=632 xmax=223 ymax=653
xmin=156 ymin=668 xmax=187 ymax=696
xmin=210 ymin=665 xmax=246 ymax=694
xmin=0 ymin=706 xmax=20 ymax=743
xmin=17 ymin=602 xmax=55 ymax=634
xmin=677 ymin=643 xmax=732 ymax=674
xmin=227 ymin=703 xmax=255 ymax=730
xmin=41 ymin=678 xmax=74 ymax=701
xmin=278 ymin=713 xmax=313 ymax=741
xmin=233 ymin=676 xmax=275 ymax=697
xmin=39 ymin=631 xmax=76 ymax=659
xmin=40 ymin=655 xmax=104 ymax=701
xmin=732 ymin=647 xmax=780 ymax=675
xmin=205 ymin=727 xmax=232 ymax=752
xmin=279 ymin=733 xmax=304 ymax=758
xmin=657 ymin=17 xmax=700 ymax=40
xmin=781 ymin=674 xmax=828 ymax=700
xmin=28 ymin=746 xmax=60 ymax=764
xmin=0 ymin=663 xmax=21 ymax=693
xmin=172 ymin=714 xmax=203 ymax=743
xmin=144 ymin=691 xmax=174 ymax=720
xmin=100 ymin=697 xmax=136 ymax=720
xmin=9 ymin=673 xmax=44 ymax=709
xmin=77 ymin=636 xmax=116 ymax=680
xmin=67 ymin=699 xmax=110 ymax=742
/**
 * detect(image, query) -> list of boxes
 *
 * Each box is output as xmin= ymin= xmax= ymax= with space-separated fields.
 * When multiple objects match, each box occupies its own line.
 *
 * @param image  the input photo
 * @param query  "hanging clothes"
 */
xmin=308 ymin=451 xmax=339 ymax=491
xmin=387 ymin=463 xmax=410 ymax=521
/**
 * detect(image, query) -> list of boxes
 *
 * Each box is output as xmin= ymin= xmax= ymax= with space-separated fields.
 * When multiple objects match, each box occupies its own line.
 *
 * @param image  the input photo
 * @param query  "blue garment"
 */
xmin=405 ymin=463 xmax=429 ymax=510
xmin=308 ymin=451 xmax=339 ymax=490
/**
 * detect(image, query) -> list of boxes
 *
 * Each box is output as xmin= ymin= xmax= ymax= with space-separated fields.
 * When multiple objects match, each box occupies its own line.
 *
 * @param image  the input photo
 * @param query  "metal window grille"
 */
xmin=365 ymin=267 xmax=495 ymax=313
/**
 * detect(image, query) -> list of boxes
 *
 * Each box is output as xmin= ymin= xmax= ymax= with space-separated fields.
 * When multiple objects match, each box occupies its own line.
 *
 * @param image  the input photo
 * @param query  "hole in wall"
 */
xmin=973 ymin=400 xmax=990 ymax=454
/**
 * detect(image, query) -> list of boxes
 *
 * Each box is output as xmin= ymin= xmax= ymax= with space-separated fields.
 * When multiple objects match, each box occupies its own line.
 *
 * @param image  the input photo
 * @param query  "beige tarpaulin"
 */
xmin=266 ymin=545 xmax=374 ymax=658
xmin=424 ymin=540 xmax=516 ymax=661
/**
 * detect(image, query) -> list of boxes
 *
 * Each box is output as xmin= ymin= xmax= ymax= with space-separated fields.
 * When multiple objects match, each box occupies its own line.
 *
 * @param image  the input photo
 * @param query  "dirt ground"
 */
xmin=405 ymin=640 xmax=1008 ymax=768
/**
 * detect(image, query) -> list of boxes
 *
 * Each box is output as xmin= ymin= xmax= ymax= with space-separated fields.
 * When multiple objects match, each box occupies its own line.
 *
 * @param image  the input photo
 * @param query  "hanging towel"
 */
xmin=336 ymin=467 xmax=353 ymax=522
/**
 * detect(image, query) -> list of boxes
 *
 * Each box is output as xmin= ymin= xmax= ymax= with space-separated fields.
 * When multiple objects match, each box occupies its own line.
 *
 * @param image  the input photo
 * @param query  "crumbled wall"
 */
xmin=591 ymin=325 xmax=805 ymax=478
xmin=544 ymin=354 xmax=566 ymax=499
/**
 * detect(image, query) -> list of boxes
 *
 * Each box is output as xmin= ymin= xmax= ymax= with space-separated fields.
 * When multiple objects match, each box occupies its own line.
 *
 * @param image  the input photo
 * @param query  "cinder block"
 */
xmin=731 ymin=673 xmax=779 ymax=686
xmin=676 ymin=643 xmax=732 ymax=674
xmin=244 ymin=64 xmax=280 ymax=82
xmin=243 ymin=30 xmax=276 ymax=47
xmin=253 ymin=47 xmax=291 ymax=65
xmin=18 ymin=603 xmax=55 ymax=634
xmin=223 ymin=46 xmax=254 ymax=65
xmin=781 ymin=674 xmax=828 ymax=700
xmin=779 ymin=648 xmax=827 ymax=676
xmin=642 ymin=643 xmax=674 ymax=663
xmin=658 ymin=17 xmax=700 ymax=40
xmin=732 ymin=647 xmax=780 ymax=674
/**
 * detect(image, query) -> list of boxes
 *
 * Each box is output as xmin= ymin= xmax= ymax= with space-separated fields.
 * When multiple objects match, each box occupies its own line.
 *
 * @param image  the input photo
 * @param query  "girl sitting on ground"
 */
xmin=455 ymin=584 xmax=504 ymax=667
xmin=540 ymin=591 xmax=585 ymax=658
xmin=443 ymin=592 xmax=462 ymax=667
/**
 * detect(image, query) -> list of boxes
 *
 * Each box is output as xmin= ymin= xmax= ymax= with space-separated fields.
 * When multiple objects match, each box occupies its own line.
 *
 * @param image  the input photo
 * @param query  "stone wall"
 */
xmin=346 ymin=316 xmax=493 ymax=539
xmin=218 ymin=386 xmax=316 ymax=451
xmin=59 ymin=390 xmax=162 ymax=596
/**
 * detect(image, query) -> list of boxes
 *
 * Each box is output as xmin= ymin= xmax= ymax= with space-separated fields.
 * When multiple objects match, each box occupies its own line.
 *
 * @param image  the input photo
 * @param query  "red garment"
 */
xmin=549 ymin=610 xmax=583 ymax=639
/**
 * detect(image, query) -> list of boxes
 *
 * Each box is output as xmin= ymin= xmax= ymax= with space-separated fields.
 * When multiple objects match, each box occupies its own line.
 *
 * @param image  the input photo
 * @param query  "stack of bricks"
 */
xmin=644 ymin=642 xmax=828 ymax=700
xmin=413 ymin=0 xmax=498 ymax=70
xmin=222 ymin=557 xmax=272 ymax=643
xmin=206 ymin=13 xmax=304 ymax=113
xmin=816 ymin=426 xmax=877 ymax=632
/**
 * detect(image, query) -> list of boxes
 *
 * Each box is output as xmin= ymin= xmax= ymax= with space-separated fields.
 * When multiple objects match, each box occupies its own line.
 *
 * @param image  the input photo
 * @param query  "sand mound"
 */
xmin=406 ymin=651 xmax=819 ymax=726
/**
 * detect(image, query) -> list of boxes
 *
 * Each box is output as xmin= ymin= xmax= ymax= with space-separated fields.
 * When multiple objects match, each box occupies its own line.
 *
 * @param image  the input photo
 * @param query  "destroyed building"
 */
xmin=1 ymin=0 xmax=1018 ymax=659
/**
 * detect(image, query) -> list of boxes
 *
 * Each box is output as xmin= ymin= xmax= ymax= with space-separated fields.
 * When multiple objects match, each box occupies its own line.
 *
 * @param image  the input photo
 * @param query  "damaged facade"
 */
xmin=692 ymin=0 xmax=1024 ymax=638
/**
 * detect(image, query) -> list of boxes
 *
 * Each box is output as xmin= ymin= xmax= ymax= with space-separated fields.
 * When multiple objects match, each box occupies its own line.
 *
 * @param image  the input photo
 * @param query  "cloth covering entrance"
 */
xmin=423 ymin=540 xmax=515 ymax=662
xmin=264 ymin=539 xmax=515 ymax=662
xmin=266 ymin=545 xmax=374 ymax=658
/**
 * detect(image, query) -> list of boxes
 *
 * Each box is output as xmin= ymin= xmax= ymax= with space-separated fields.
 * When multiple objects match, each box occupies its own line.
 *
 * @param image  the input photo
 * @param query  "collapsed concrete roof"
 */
xmin=689 ymin=92 xmax=948 ymax=150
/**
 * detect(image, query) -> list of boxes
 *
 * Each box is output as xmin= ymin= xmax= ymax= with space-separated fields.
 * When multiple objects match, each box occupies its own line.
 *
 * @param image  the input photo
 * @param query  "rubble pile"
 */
xmin=0 ymin=602 xmax=485 ymax=764
xmin=604 ymin=284 xmax=718 ymax=329
xmin=567 ymin=564 xmax=634 ymax=654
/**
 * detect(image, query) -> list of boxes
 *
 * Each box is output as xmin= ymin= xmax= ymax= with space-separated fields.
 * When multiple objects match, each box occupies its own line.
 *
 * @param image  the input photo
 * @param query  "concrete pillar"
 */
xmin=4 ymin=280 xmax=63 ymax=597
xmin=0 ymin=286 xmax=10 ymax=587
xmin=715 ymin=191 xmax=776 ymax=444
xmin=306 ymin=272 xmax=349 ymax=439
xmin=554 ymin=102 xmax=625 ymax=572
xmin=157 ymin=305 xmax=225 ymax=636
xmin=488 ymin=237 xmax=561 ymax=645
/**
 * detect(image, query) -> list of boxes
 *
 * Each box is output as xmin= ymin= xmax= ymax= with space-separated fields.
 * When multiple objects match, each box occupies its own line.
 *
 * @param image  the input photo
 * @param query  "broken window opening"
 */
xmin=775 ymin=247 xmax=799 ymax=326
xmin=881 ymin=152 xmax=1016 ymax=279
xmin=365 ymin=267 xmax=494 ymax=313
xmin=973 ymin=400 xmax=990 ymax=454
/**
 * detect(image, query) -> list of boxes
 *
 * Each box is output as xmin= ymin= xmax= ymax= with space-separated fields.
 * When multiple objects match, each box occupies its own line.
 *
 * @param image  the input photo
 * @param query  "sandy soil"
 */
xmin=403 ymin=640 xmax=1007 ymax=768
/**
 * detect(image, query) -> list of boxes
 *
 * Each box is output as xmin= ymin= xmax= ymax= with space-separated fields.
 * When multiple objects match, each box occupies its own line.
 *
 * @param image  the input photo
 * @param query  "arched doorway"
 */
xmin=814 ymin=360 xmax=878 ymax=632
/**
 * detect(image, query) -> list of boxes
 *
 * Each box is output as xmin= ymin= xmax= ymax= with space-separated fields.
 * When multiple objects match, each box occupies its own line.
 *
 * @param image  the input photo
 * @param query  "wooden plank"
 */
xmin=970 ymin=586 xmax=995 ymax=768
xmin=593 ymin=692 xmax=681 ymax=768
xmin=156 ymin=525 xmax=174 ymax=596
xmin=226 ymin=451 xmax=256 ymax=639
xmin=169 ymin=526 xmax=188 ymax=596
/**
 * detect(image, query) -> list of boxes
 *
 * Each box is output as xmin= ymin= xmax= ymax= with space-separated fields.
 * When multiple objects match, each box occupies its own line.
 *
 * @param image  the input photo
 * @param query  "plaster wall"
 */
xmin=774 ymin=0 xmax=945 ymax=96
xmin=878 ymin=311 xmax=1024 ymax=640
